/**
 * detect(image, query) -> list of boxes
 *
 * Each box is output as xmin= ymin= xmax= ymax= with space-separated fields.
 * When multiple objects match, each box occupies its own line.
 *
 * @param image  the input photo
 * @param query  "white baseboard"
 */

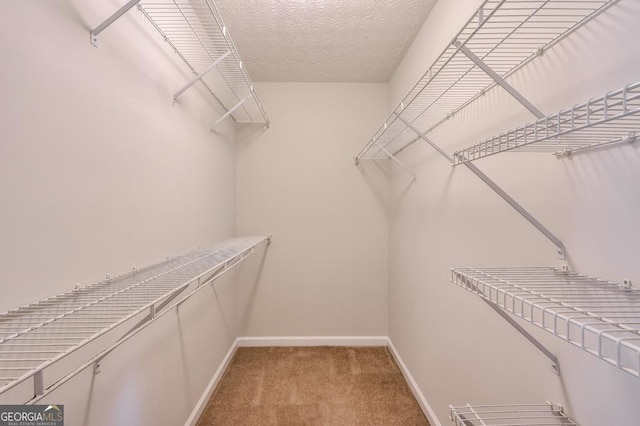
xmin=236 ymin=336 xmax=389 ymax=347
xmin=184 ymin=339 xmax=239 ymax=426
xmin=387 ymin=338 xmax=442 ymax=426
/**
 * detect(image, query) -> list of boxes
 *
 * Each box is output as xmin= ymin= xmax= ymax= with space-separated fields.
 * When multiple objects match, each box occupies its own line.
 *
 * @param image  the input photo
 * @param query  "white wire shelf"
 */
xmin=139 ymin=0 xmax=269 ymax=127
xmin=356 ymin=0 xmax=616 ymax=162
xmin=453 ymin=82 xmax=640 ymax=164
xmin=92 ymin=0 xmax=269 ymax=128
xmin=451 ymin=266 xmax=640 ymax=378
xmin=0 ymin=236 xmax=269 ymax=400
xmin=450 ymin=403 xmax=577 ymax=425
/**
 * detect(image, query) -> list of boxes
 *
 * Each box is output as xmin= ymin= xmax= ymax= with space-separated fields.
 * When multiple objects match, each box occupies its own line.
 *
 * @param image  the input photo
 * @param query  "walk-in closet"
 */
xmin=1 ymin=0 xmax=639 ymax=425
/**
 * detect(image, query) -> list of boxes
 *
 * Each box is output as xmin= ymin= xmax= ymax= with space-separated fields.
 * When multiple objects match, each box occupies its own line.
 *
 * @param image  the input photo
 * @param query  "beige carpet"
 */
xmin=197 ymin=346 xmax=430 ymax=426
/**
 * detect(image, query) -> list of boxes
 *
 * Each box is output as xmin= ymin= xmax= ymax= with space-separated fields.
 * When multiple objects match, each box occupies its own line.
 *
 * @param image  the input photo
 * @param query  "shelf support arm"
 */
xmin=456 ymin=273 xmax=560 ymax=374
xmin=460 ymin=156 xmax=566 ymax=258
xmin=482 ymin=299 xmax=560 ymax=375
xmin=455 ymin=42 xmax=545 ymax=119
xmin=373 ymin=141 xmax=416 ymax=180
xmin=396 ymin=115 xmax=455 ymax=162
xmin=210 ymin=92 xmax=253 ymax=130
xmin=90 ymin=0 xmax=142 ymax=47
xmin=396 ymin=114 xmax=566 ymax=259
xmin=173 ymin=51 xmax=232 ymax=102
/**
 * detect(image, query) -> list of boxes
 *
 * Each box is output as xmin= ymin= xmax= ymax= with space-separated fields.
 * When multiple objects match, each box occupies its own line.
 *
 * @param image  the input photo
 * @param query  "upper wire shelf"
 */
xmin=356 ymin=0 xmax=616 ymax=162
xmin=454 ymin=82 xmax=640 ymax=164
xmin=0 ymin=236 xmax=269 ymax=401
xmin=451 ymin=266 xmax=640 ymax=378
xmin=450 ymin=403 xmax=577 ymax=425
xmin=91 ymin=0 xmax=269 ymax=128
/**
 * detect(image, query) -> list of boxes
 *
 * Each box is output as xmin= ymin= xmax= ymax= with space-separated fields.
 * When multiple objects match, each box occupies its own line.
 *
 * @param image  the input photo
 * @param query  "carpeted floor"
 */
xmin=196 ymin=346 xmax=430 ymax=426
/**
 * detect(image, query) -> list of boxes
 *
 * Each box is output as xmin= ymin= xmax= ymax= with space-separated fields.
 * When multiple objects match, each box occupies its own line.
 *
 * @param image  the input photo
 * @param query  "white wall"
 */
xmin=236 ymin=82 xmax=389 ymax=337
xmin=387 ymin=0 xmax=640 ymax=425
xmin=0 ymin=1 xmax=241 ymax=424
xmin=0 ymin=0 xmax=236 ymax=313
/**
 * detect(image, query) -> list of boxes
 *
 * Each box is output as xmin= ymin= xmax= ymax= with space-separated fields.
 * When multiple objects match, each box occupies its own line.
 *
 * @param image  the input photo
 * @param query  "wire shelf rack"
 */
xmin=356 ymin=0 xmax=617 ymax=162
xmin=449 ymin=403 xmax=577 ymax=425
xmin=453 ymin=82 xmax=640 ymax=163
xmin=0 ymin=236 xmax=269 ymax=400
xmin=451 ymin=266 xmax=640 ymax=378
xmin=91 ymin=0 xmax=268 ymax=128
xmin=139 ymin=0 xmax=268 ymax=126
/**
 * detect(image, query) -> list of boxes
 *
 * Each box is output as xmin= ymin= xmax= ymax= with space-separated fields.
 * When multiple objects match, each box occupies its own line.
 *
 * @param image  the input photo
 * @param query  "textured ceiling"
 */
xmin=214 ymin=0 xmax=437 ymax=82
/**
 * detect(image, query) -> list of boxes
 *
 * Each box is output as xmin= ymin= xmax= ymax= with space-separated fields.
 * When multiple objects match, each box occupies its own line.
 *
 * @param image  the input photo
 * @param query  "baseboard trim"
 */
xmin=387 ymin=338 xmax=442 ymax=426
xmin=236 ymin=336 xmax=389 ymax=347
xmin=184 ymin=339 xmax=239 ymax=426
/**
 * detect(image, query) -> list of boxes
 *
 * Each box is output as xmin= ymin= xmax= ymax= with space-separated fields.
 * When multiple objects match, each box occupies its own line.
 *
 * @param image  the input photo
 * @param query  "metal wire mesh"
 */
xmin=139 ymin=0 xmax=268 ymax=125
xmin=358 ymin=0 xmax=617 ymax=161
xmin=0 ymin=236 xmax=268 ymax=395
xmin=451 ymin=266 xmax=640 ymax=378
xmin=454 ymin=81 xmax=640 ymax=163
xmin=449 ymin=403 xmax=578 ymax=425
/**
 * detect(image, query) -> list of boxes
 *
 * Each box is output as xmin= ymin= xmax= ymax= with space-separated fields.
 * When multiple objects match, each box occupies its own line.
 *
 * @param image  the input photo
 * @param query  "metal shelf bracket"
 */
xmin=173 ymin=51 xmax=232 ymax=103
xmin=90 ymin=0 xmax=142 ymax=47
xmin=482 ymin=299 xmax=560 ymax=375
xmin=454 ymin=41 xmax=545 ymax=119
xmin=211 ymin=92 xmax=254 ymax=130
xmin=396 ymin=115 xmax=567 ymax=259
xmin=459 ymin=156 xmax=567 ymax=259
xmin=396 ymin=115 xmax=454 ymax=163
xmin=34 ymin=371 xmax=44 ymax=397
xmin=458 ymin=260 xmax=562 ymax=374
xmin=374 ymin=140 xmax=416 ymax=180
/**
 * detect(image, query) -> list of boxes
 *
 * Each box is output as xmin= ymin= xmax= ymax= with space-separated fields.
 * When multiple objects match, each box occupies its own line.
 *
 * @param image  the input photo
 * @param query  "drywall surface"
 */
xmin=236 ymin=82 xmax=389 ymax=337
xmin=0 ymin=1 xmax=236 ymax=312
xmin=387 ymin=0 xmax=640 ymax=425
xmin=0 ymin=1 xmax=239 ymax=425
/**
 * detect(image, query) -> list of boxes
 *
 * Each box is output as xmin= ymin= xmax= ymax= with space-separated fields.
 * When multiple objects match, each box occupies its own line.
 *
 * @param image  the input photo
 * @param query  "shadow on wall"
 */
xmin=237 ymin=246 xmax=269 ymax=335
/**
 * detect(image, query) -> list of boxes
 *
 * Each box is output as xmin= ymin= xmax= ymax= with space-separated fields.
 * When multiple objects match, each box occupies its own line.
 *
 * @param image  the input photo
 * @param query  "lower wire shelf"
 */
xmin=450 ymin=403 xmax=577 ymax=425
xmin=451 ymin=266 xmax=640 ymax=378
xmin=0 ymin=236 xmax=269 ymax=401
